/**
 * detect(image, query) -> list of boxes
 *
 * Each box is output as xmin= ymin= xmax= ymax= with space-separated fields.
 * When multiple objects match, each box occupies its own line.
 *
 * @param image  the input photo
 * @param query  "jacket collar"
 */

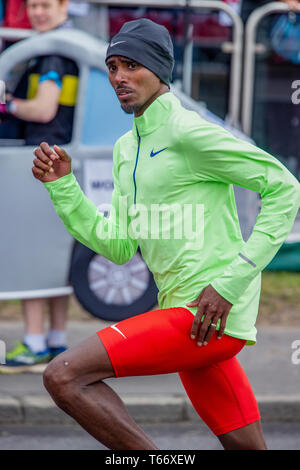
xmin=133 ymin=91 xmax=180 ymax=137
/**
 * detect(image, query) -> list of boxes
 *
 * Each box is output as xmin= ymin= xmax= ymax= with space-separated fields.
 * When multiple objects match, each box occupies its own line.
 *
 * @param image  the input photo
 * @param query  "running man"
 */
xmin=32 ymin=19 xmax=300 ymax=450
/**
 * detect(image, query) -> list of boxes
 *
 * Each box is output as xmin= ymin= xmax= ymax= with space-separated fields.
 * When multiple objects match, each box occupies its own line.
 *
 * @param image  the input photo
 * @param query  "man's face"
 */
xmin=26 ymin=0 xmax=69 ymax=33
xmin=106 ymin=56 xmax=164 ymax=117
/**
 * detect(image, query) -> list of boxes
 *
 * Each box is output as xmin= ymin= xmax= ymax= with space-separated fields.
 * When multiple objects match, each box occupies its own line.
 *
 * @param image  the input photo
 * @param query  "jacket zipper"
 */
xmin=133 ymin=125 xmax=141 ymax=205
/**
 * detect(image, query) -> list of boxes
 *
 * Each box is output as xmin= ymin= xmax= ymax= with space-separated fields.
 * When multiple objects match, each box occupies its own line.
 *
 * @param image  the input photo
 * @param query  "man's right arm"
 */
xmin=33 ymin=142 xmax=138 ymax=265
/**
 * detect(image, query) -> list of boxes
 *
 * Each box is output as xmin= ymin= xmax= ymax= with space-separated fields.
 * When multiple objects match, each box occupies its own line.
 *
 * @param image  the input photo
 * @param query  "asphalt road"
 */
xmin=0 ymin=422 xmax=299 ymax=450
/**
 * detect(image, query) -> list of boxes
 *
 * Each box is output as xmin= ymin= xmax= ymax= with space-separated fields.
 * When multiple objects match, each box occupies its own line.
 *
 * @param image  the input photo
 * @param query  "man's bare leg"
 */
xmin=43 ymin=334 xmax=158 ymax=450
xmin=218 ymin=420 xmax=267 ymax=450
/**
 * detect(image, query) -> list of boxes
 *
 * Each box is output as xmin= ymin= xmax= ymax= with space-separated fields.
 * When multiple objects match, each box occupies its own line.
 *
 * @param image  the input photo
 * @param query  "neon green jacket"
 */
xmin=44 ymin=92 xmax=300 ymax=344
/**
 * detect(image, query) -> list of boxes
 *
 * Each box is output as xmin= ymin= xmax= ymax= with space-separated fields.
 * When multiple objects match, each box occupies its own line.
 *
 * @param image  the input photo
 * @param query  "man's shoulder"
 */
xmin=171 ymin=95 xmax=231 ymax=134
xmin=167 ymin=100 xmax=233 ymax=150
xmin=169 ymin=101 xmax=208 ymax=136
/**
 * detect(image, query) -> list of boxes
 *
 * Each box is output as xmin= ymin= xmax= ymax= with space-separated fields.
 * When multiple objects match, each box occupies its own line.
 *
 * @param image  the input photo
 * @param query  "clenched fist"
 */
xmin=32 ymin=141 xmax=71 ymax=183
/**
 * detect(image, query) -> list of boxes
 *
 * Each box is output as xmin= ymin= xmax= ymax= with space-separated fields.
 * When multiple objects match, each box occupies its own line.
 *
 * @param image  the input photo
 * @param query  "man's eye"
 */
xmin=128 ymin=62 xmax=137 ymax=69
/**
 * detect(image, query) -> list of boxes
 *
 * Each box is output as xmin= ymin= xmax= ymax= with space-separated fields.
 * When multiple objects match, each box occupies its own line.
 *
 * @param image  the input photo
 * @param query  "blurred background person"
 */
xmin=0 ymin=0 xmax=78 ymax=373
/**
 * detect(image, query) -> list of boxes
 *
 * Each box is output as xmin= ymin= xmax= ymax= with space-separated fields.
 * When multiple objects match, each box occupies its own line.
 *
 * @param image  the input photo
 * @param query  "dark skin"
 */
xmin=105 ymin=56 xmax=168 ymax=116
xmin=32 ymin=57 xmax=267 ymax=450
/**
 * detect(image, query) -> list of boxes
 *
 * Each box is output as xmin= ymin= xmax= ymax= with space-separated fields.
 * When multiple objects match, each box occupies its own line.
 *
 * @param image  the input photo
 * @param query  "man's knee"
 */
xmin=43 ymin=334 xmax=115 ymax=402
xmin=43 ymin=355 xmax=75 ymax=402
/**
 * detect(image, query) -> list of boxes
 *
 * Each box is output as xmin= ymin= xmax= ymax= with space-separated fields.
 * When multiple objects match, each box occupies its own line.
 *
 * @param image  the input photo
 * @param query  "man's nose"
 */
xmin=114 ymin=68 xmax=128 ymax=85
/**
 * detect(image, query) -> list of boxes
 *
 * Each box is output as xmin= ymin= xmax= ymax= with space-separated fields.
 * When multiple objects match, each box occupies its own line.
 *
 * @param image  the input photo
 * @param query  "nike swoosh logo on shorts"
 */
xmin=111 ymin=324 xmax=127 ymax=339
xmin=110 ymin=40 xmax=126 ymax=47
xmin=150 ymin=147 xmax=168 ymax=158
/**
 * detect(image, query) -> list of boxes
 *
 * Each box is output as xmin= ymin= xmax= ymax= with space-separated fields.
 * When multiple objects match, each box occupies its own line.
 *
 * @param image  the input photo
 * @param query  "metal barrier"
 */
xmin=242 ymin=2 xmax=300 ymax=136
xmin=0 ymin=1 xmax=243 ymax=126
xmin=0 ymin=27 xmax=34 ymax=41
xmin=75 ymin=0 xmax=243 ymax=127
xmin=242 ymin=2 xmax=300 ymax=251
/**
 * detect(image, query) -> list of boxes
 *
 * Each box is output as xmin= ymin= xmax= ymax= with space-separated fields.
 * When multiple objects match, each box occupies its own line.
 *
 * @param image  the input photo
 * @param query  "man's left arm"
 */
xmin=183 ymin=120 xmax=300 ymax=343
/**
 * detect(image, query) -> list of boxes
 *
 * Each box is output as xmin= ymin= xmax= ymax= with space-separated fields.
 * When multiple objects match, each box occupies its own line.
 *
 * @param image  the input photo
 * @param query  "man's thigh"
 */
xmin=97 ymin=307 xmax=245 ymax=377
xmin=179 ymin=357 xmax=260 ymax=436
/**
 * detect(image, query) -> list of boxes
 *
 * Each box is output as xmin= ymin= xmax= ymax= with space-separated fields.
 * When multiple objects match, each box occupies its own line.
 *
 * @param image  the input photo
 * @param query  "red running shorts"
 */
xmin=97 ymin=307 xmax=260 ymax=436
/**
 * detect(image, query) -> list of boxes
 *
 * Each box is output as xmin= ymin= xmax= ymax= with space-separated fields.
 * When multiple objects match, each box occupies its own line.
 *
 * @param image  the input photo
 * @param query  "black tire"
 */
xmin=69 ymin=242 xmax=159 ymax=321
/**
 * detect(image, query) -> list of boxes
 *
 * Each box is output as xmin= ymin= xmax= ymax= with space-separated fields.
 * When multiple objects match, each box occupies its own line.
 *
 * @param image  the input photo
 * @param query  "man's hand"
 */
xmin=186 ymin=284 xmax=233 ymax=346
xmin=32 ymin=142 xmax=71 ymax=183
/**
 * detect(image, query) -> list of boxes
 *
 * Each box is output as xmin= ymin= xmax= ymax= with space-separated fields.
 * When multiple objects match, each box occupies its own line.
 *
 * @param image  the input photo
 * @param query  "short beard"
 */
xmin=121 ymin=103 xmax=142 ymax=115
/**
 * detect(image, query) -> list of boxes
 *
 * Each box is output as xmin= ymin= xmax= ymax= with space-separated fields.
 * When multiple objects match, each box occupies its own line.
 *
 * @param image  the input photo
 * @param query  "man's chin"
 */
xmin=121 ymin=103 xmax=141 ymax=115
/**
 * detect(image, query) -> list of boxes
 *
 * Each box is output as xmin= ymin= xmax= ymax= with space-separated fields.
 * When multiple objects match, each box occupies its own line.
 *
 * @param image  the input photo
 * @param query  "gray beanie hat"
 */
xmin=106 ymin=18 xmax=174 ymax=86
